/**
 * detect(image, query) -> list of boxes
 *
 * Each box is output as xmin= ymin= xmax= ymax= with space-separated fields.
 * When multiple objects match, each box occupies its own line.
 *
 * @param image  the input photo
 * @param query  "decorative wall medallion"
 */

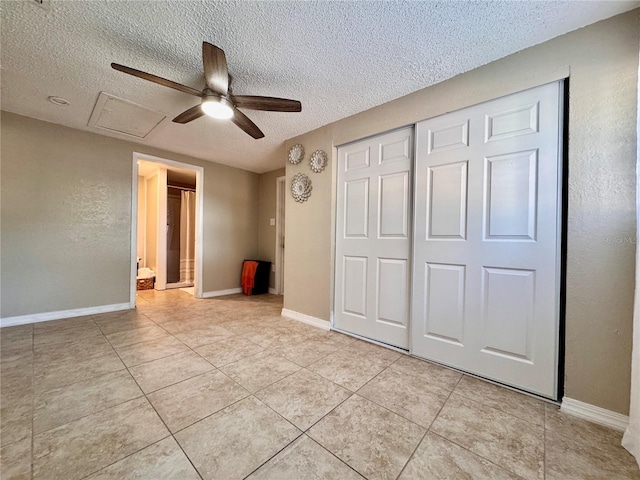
xmin=310 ymin=150 xmax=328 ymax=173
xmin=291 ymin=173 xmax=312 ymax=202
xmin=288 ymin=144 xmax=304 ymax=164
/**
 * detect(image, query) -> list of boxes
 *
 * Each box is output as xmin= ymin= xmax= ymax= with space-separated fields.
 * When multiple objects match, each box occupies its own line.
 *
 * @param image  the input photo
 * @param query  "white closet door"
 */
xmin=335 ymin=128 xmax=413 ymax=349
xmin=412 ymin=82 xmax=562 ymax=397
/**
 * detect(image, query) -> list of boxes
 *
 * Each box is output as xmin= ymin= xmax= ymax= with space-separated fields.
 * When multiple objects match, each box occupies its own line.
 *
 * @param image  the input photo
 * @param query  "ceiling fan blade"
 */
xmin=232 ymin=95 xmax=302 ymax=112
xmin=173 ymin=105 xmax=205 ymax=124
xmin=232 ymin=109 xmax=264 ymax=139
xmin=111 ymin=63 xmax=202 ymax=97
xmin=202 ymin=42 xmax=229 ymax=95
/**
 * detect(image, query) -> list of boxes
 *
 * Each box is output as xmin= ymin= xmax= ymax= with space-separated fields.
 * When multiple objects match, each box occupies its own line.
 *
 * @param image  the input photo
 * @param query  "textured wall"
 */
xmin=284 ymin=10 xmax=639 ymax=414
xmin=1 ymin=112 xmax=259 ymax=317
xmin=284 ymin=129 xmax=335 ymax=320
xmin=257 ymin=167 xmax=286 ymax=289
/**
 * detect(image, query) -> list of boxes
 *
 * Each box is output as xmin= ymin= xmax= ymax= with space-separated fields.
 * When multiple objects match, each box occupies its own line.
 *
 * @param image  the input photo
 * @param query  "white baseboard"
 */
xmin=268 ymin=288 xmax=277 ymax=295
xmin=561 ymin=397 xmax=629 ymax=432
xmin=201 ymin=288 xmax=242 ymax=298
xmin=1 ymin=303 xmax=132 ymax=328
xmin=281 ymin=308 xmax=330 ymax=331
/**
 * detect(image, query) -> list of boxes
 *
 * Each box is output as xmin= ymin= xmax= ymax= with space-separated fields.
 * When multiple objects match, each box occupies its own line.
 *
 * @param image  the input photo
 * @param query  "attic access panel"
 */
xmin=88 ymin=92 xmax=171 ymax=139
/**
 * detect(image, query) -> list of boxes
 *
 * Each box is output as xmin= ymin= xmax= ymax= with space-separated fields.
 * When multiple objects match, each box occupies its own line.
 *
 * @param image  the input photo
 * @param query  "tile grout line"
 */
xmin=95 ymin=319 xmax=205 ymax=480
xmin=292 ymin=388 xmax=361 ymax=475
xmin=238 ymin=401 xmax=306 ymax=479
xmin=86 ymin=313 xmax=175 ymax=476
xmin=394 ymin=371 xmax=464 ymax=480
xmin=96 ymin=295 xmax=312 ymax=477
xmin=31 ymin=316 xmax=146 ymax=436
xmin=138 ymin=293 xmax=316 ymax=477
xmin=32 ymin=315 xmax=165 ymax=480
xmin=246 ymin=335 xmax=423 ymax=471
xmin=228 ymin=333 xmax=366 ymax=478
xmin=414 ymin=384 xmax=535 ymax=480
xmin=428 ymin=431 xmax=530 ymax=480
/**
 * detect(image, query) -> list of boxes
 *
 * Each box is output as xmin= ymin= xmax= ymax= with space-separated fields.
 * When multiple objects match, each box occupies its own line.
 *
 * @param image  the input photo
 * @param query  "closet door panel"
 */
xmin=412 ymin=81 xmax=562 ymax=398
xmin=335 ymin=128 xmax=413 ymax=349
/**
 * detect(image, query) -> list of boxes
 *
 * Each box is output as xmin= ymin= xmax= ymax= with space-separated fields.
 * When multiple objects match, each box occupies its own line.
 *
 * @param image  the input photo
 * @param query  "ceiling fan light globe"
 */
xmin=201 ymin=98 xmax=234 ymax=120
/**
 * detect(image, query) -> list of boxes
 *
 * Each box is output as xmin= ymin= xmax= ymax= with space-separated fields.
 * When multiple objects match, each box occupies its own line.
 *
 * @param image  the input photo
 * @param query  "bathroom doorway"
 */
xmin=130 ymin=153 xmax=204 ymax=305
xmin=166 ymin=177 xmax=196 ymax=289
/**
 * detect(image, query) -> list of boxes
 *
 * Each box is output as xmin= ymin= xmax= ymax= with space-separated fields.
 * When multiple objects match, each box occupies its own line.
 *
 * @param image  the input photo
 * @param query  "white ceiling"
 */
xmin=1 ymin=1 xmax=637 ymax=173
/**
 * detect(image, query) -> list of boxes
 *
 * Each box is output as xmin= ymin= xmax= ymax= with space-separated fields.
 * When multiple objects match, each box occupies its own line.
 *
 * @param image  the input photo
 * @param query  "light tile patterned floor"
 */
xmin=1 ymin=290 xmax=638 ymax=480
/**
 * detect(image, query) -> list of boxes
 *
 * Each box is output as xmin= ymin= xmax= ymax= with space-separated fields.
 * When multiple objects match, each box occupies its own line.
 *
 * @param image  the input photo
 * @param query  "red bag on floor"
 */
xmin=241 ymin=260 xmax=259 ymax=295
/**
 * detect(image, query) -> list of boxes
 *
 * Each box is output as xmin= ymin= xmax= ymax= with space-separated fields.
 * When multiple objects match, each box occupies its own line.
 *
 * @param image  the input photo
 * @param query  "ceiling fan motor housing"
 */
xmin=201 ymin=91 xmax=234 ymax=119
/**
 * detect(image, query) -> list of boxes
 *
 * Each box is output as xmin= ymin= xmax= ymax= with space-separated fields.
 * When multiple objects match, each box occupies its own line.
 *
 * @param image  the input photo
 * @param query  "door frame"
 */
xmin=130 ymin=152 xmax=205 ymax=306
xmin=275 ymin=176 xmax=286 ymax=295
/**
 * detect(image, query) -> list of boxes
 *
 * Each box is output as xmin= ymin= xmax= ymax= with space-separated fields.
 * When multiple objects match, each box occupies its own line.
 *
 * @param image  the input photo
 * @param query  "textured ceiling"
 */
xmin=1 ymin=1 xmax=637 ymax=173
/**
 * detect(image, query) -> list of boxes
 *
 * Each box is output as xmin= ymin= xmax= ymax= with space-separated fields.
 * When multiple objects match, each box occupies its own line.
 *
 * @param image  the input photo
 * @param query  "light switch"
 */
xmin=269 ymin=218 xmax=276 ymax=226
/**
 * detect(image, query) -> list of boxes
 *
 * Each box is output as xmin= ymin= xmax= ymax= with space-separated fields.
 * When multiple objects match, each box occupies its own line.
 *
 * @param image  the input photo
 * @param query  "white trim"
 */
xmin=131 ymin=153 xmax=205 ymax=304
xmin=130 ymin=158 xmax=139 ymax=308
xmin=192 ymin=162 xmax=205 ymax=299
xmin=202 ymin=288 xmax=242 ymax=298
xmin=268 ymin=288 xmax=277 ymax=295
xmin=155 ymin=167 xmax=168 ymax=290
xmin=561 ymin=397 xmax=630 ymax=432
xmin=275 ymin=176 xmax=286 ymax=295
xmin=1 ymin=303 xmax=132 ymax=328
xmin=329 ymin=145 xmax=338 ymax=329
xmin=281 ymin=308 xmax=330 ymax=331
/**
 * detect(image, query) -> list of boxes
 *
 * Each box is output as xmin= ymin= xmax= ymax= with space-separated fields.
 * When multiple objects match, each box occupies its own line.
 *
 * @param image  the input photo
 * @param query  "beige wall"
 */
xmin=1 ymin=112 xmax=259 ymax=317
xmin=284 ymin=129 xmax=335 ymax=319
xmin=136 ymin=176 xmax=145 ymax=264
xmin=145 ymin=173 xmax=159 ymax=272
xmin=284 ymin=10 xmax=639 ymax=414
xmin=258 ymin=167 xmax=286 ymax=289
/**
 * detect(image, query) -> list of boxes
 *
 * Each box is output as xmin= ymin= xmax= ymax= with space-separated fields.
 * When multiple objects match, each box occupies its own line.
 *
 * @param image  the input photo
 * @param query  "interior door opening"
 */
xmin=166 ymin=182 xmax=197 ymax=290
xmin=130 ymin=153 xmax=204 ymax=305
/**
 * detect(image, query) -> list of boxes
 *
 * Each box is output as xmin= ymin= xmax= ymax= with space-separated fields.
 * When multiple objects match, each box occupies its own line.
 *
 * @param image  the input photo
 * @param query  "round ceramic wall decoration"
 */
xmin=310 ymin=150 xmax=328 ymax=173
xmin=291 ymin=173 xmax=312 ymax=203
xmin=288 ymin=144 xmax=304 ymax=164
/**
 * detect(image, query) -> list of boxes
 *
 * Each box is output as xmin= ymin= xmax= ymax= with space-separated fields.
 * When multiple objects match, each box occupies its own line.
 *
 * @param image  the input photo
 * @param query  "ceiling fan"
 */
xmin=111 ymin=42 xmax=302 ymax=139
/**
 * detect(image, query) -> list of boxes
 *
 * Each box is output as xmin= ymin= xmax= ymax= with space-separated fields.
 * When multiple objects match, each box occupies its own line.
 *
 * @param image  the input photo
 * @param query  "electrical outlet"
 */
xmin=269 ymin=218 xmax=275 ymax=226
xmin=271 ymin=264 xmax=276 ymax=272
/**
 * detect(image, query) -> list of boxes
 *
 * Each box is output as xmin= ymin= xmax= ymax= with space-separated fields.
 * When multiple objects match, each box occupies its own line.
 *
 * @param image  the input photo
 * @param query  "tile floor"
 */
xmin=1 ymin=290 xmax=638 ymax=480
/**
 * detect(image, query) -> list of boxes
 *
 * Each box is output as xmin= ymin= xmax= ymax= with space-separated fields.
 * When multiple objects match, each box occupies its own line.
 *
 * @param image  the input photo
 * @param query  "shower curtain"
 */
xmin=179 ymin=190 xmax=196 ymax=284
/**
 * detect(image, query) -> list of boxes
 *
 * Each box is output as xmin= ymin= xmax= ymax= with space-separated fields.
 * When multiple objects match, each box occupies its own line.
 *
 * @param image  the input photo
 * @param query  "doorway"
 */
xmin=166 ymin=181 xmax=197 ymax=290
xmin=130 ymin=153 xmax=204 ymax=305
